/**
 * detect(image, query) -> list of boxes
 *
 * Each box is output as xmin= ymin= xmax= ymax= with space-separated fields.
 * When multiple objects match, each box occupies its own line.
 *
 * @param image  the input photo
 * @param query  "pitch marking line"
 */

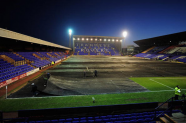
xmin=149 ymin=79 xmax=174 ymax=90
xmin=8 ymin=88 xmax=186 ymax=99
xmin=154 ymin=78 xmax=186 ymax=80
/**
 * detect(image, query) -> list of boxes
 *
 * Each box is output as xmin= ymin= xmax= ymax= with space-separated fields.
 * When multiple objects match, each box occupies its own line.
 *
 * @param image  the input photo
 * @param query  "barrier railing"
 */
xmin=154 ymin=95 xmax=186 ymax=120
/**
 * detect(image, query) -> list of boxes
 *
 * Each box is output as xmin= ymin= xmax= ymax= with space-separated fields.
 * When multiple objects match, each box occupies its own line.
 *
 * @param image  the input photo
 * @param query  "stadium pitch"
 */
xmin=7 ymin=55 xmax=186 ymax=98
xmin=1 ymin=56 xmax=186 ymax=111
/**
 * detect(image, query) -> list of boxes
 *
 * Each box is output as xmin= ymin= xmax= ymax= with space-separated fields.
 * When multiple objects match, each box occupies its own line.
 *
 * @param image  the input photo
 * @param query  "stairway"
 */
xmin=159 ymin=114 xmax=176 ymax=123
xmin=171 ymin=112 xmax=186 ymax=123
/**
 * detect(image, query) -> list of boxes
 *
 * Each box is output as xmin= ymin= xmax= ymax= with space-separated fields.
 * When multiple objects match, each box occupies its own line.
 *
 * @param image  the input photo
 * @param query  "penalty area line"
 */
xmin=149 ymin=78 xmax=174 ymax=90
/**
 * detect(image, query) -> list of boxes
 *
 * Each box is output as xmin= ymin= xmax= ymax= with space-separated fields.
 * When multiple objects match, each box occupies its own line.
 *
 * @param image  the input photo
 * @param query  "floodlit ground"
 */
xmin=8 ymin=55 xmax=186 ymax=98
xmin=2 ymin=55 xmax=186 ymax=112
xmin=42 ymin=55 xmax=186 ymax=96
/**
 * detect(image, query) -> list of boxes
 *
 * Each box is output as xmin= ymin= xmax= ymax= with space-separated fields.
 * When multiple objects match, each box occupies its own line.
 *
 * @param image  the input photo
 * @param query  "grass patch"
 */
xmin=1 ymin=76 xmax=186 ymax=112
xmin=130 ymin=77 xmax=186 ymax=91
xmin=0 ymin=91 xmax=181 ymax=112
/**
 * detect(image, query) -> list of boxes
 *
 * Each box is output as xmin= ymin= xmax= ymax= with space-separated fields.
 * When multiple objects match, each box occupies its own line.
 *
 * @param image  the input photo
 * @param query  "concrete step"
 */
xmin=171 ymin=112 xmax=186 ymax=123
xmin=160 ymin=117 xmax=171 ymax=123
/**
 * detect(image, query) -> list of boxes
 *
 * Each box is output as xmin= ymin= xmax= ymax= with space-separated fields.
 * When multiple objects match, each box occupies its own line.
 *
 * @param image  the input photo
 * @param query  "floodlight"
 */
xmin=123 ymin=31 xmax=127 ymax=37
xmin=69 ymin=29 xmax=72 ymax=35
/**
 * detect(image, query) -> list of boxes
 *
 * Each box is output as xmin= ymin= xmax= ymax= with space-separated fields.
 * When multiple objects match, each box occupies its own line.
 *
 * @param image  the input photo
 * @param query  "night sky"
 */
xmin=0 ymin=0 xmax=186 ymax=48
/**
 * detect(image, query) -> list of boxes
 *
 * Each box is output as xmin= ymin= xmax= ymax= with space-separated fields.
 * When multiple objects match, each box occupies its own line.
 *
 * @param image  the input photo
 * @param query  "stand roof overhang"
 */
xmin=0 ymin=28 xmax=71 ymax=50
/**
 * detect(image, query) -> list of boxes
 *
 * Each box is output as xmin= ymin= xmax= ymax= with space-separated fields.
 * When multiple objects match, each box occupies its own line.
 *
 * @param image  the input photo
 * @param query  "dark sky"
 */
xmin=0 ymin=0 xmax=186 ymax=48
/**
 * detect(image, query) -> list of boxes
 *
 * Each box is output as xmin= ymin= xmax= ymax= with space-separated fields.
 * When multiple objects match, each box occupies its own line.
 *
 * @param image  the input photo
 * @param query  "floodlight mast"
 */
xmin=69 ymin=29 xmax=72 ymax=49
xmin=122 ymin=31 xmax=127 ymax=55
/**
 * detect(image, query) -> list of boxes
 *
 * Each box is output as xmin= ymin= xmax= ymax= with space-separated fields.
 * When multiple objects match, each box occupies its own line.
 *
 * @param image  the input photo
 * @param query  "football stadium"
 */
xmin=1 ymin=28 xmax=186 ymax=123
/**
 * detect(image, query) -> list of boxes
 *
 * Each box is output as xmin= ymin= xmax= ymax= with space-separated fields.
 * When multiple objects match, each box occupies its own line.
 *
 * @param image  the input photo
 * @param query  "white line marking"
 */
xmin=149 ymin=79 xmax=174 ymax=90
xmin=133 ymin=89 xmax=186 ymax=93
xmin=7 ymin=89 xmax=186 ymax=99
xmin=154 ymin=78 xmax=186 ymax=80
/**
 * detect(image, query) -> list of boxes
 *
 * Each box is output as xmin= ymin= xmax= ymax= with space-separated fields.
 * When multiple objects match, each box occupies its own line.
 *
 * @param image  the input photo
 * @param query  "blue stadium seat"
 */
xmin=103 ymin=118 xmax=109 ymax=122
xmin=110 ymin=118 xmax=117 ymax=121
xmin=125 ymin=114 xmax=131 ymax=117
xmin=94 ymin=116 xmax=99 ymax=119
xmin=58 ymin=119 xmax=65 ymax=122
xmin=95 ymin=119 xmax=102 ymax=122
xmin=124 ymin=117 xmax=131 ymax=120
xmin=145 ymin=118 xmax=152 ymax=122
xmin=88 ymin=120 xmax=94 ymax=123
xmin=80 ymin=120 xmax=87 ymax=123
xmin=106 ymin=115 xmax=112 ymax=118
xmin=87 ymin=117 xmax=93 ymax=120
xmin=117 ymin=117 xmax=124 ymax=121
xmin=29 ymin=121 xmax=35 ymax=123
xmin=36 ymin=121 xmax=43 ymax=123
xmin=113 ymin=115 xmax=119 ymax=118
xmin=66 ymin=118 xmax=72 ymax=122
xmin=51 ymin=119 xmax=58 ymax=123
xmin=80 ymin=117 xmax=86 ymax=120
xmin=137 ymin=119 xmax=145 ymax=123
xmin=73 ymin=118 xmax=79 ymax=121
xmin=43 ymin=120 xmax=50 ymax=123
xmin=72 ymin=121 xmax=80 ymax=123
xmin=100 ymin=116 xmax=107 ymax=119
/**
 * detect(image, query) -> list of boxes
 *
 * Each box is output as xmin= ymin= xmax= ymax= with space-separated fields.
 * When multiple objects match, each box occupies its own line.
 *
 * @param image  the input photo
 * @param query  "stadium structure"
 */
xmin=73 ymin=35 xmax=123 ymax=55
xmin=0 ymin=28 xmax=70 ymax=88
xmin=1 ymin=29 xmax=186 ymax=123
xmin=134 ymin=31 xmax=186 ymax=63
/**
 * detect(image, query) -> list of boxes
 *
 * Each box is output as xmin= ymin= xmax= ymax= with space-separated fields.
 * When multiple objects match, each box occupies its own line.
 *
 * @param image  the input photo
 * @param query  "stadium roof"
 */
xmin=134 ymin=31 xmax=186 ymax=47
xmin=0 ymin=28 xmax=71 ymax=50
xmin=73 ymin=35 xmax=124 ymax=39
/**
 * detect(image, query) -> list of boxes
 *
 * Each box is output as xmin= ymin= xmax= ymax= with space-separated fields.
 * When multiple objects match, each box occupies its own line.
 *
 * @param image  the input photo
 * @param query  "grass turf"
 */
xmin=0 ymin=77 xmax=186 ymax=112
xmin=130 ymin=77 xmax=186 ymax=91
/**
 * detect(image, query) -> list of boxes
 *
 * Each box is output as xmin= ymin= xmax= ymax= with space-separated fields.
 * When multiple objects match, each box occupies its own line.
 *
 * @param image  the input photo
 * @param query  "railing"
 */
xmin=154 ymin=95 xmax=186 ymax=120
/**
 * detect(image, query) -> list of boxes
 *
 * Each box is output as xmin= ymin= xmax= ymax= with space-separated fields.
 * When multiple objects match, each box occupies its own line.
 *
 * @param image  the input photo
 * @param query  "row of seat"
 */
xmin=147 ymin=46 xmax=168 ymax=54
xmin=4 ymin=109 xmax=180 ymax=123
xmin=0 ymin=64 xmax=34 ymax=82
xmin=22 ymin=111 xmax=167 ymax=123
xmin=0 ymin=52 xmax=23 ymax=61
xmin=0 ymin=52 xmax=69 ymax=83
xmin=27 ymin=118 xmax=155 ymax=123
xmin=135 ymin=53 xmax=186 ymax=63
xmin=31 ymin=60 xmax=51 ymax=68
